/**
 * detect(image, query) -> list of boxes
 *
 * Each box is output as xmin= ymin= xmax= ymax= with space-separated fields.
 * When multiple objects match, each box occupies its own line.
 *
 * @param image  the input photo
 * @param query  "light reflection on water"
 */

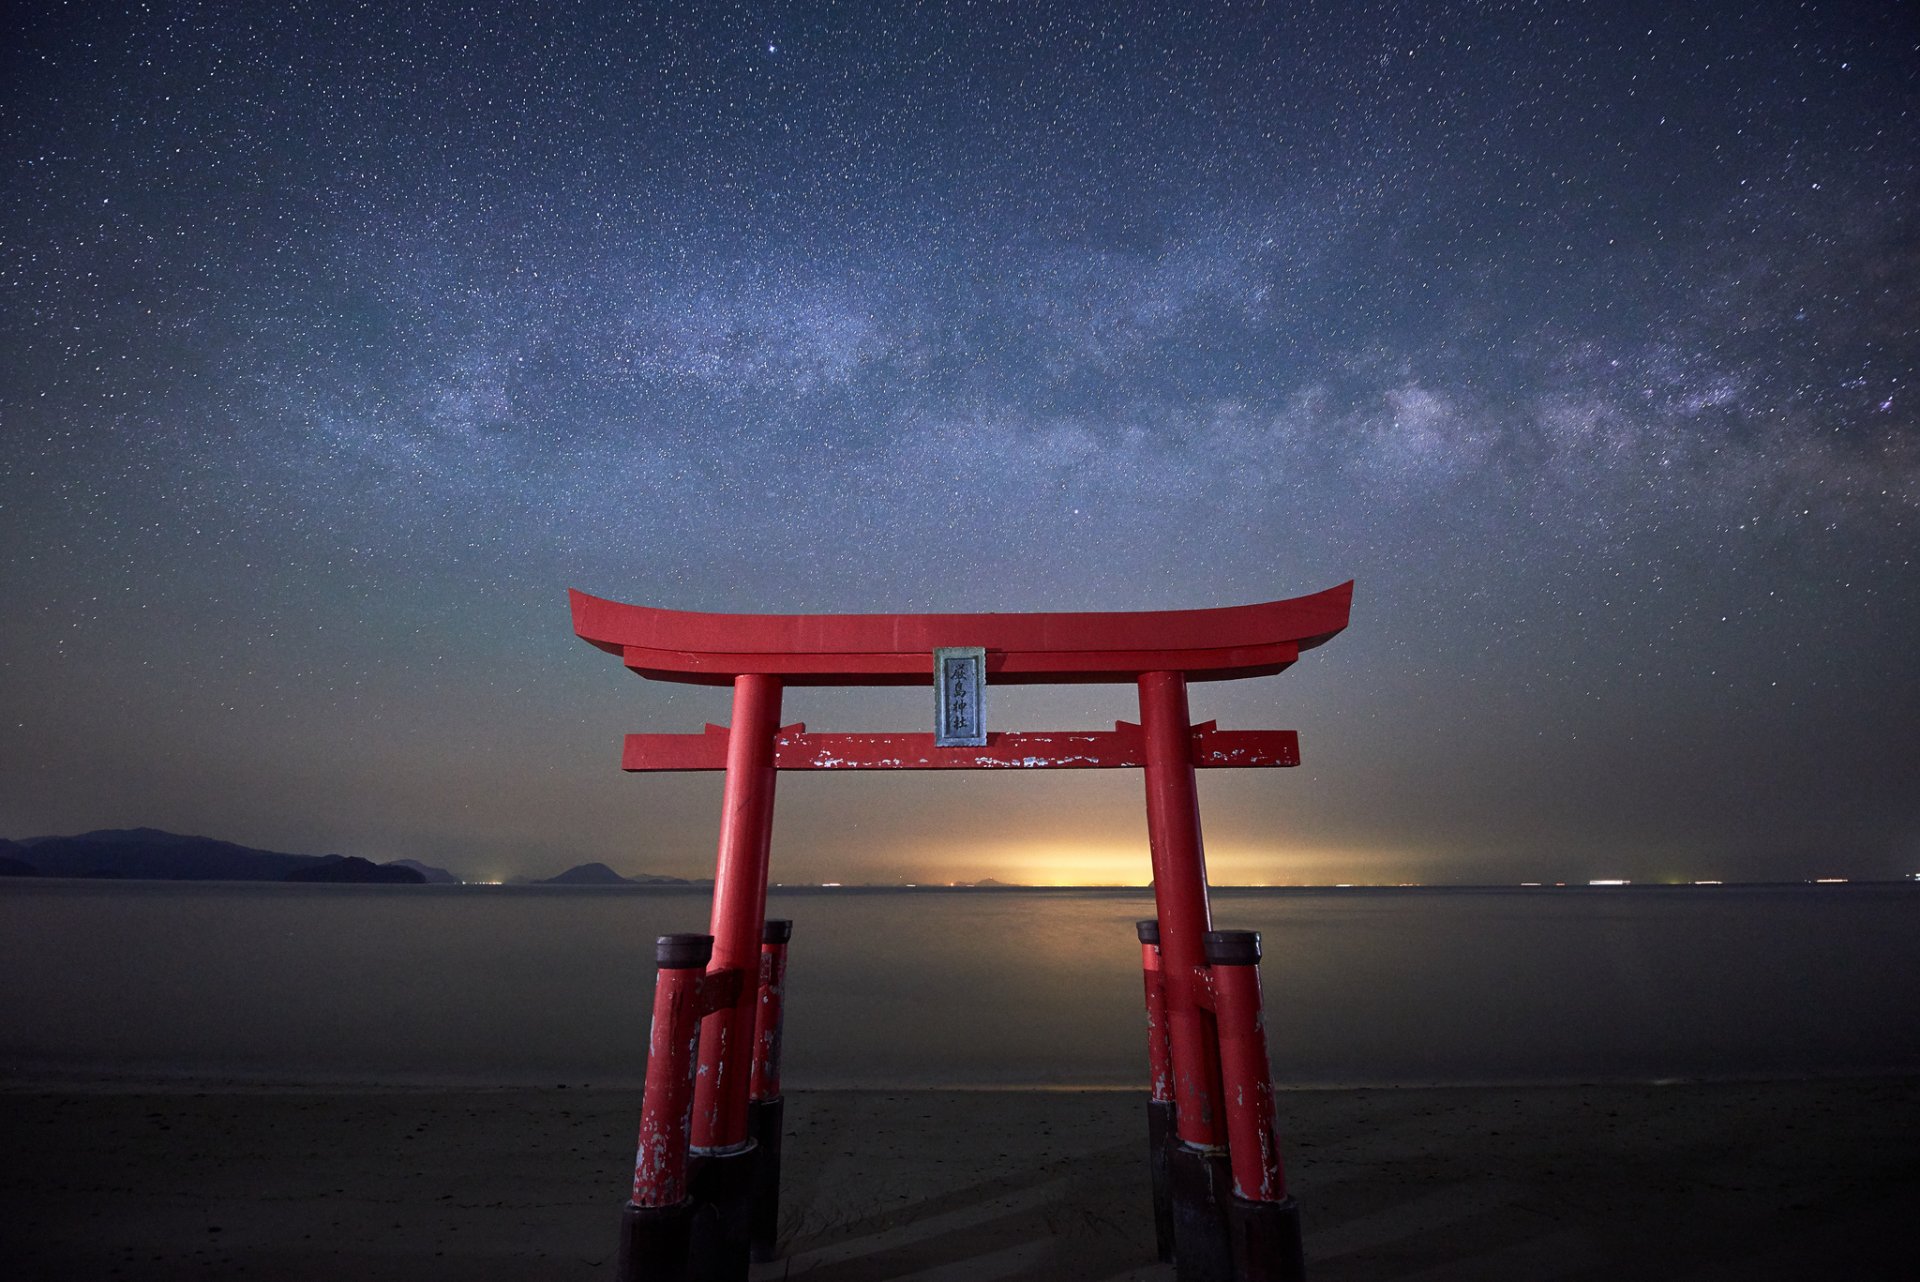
xmin=1 ymin=881 xmax=1914 ymax=1088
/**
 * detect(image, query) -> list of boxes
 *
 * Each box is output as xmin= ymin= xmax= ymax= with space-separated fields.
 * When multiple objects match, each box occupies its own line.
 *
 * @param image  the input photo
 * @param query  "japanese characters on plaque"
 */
xmin=932 ymin=646 xmax=987 ymax=747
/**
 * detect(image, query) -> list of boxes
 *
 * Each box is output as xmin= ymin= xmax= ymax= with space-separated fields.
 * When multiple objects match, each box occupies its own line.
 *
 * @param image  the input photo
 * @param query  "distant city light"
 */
xmin=1814 ymin=877 xmax=1848 ymax=884
xmin=1589 ymin=879 xmax=1630 ymax=886
xmin=1693 ymin=880 xmax=1723 ymax=885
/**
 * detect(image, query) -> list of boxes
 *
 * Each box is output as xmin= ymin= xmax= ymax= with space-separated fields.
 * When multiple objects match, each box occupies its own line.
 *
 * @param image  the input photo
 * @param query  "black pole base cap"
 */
xmin=1168 ymin=1142 xmax=1235 ymax=1282
xmin=1146 ymin=1096 xmax=1177 ymax=1262
xmin=655 ymin=933 xmax=714 ymax=969
xmin=1203 ymin=929 xmax=1262 ymax=966
xmin=747 ymin=1095 xmax=786 ymax=1262
xmin=686 ymin=1141 xmax=758 ymax=1282
xmin=615 ymin=1199 xmax=694 ymax=1282
xmin=1228 ymin=1194 xmax=1306 ymax=1282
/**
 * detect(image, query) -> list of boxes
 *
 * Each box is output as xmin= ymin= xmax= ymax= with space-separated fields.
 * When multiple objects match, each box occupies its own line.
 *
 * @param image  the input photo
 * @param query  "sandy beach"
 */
xmin=4 ymin=1076 xmax=1915 ymax=1280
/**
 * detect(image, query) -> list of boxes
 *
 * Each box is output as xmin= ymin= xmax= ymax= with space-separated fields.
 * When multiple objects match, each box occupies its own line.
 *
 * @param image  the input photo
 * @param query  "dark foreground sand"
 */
xmin=4 ymin=1078 xmax=1916 ymax=1280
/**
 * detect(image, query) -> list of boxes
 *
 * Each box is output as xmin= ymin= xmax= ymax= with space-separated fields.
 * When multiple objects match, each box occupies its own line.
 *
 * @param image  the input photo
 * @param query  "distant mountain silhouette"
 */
xmin=0 ymin=853 xmax=37 ymax=877
xmin=285 ymin=856 xmax=425 ymax=884
xmin=537 ymin=862 xmax=694 ymax=886
xmin=390 ymin=858 xmax=459 ymax=884
xmin=541 ymin=862 xmax=628 ymax=884
xmin=0 ymin=828 xmax=426 ymax=884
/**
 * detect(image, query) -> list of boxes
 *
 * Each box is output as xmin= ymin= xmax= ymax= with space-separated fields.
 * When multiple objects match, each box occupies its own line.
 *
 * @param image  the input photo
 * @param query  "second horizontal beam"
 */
xmin=621 ymin=722 xmax=1300 ymax=771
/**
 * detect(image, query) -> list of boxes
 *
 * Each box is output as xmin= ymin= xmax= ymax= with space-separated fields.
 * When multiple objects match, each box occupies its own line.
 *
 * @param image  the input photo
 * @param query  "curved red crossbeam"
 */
xmin=569 ymin=581 xmax=1353 ymax=686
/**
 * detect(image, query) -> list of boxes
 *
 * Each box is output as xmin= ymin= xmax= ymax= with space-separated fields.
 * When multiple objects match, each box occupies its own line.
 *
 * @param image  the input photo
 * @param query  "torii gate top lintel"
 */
xmin=568 ymin=579 xmax=1353 ymax=687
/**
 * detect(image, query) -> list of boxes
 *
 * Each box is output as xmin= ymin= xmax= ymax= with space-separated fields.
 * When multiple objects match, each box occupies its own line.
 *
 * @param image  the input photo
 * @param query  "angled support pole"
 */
xmin=747 ymin=917 xmax=793 ymax=1262
xmin=1138 ymin=918 xmax=1177 ymax=1262
xmin=1207 ymin=930 xmax=1305 ymax=1282
xmin=618 ymin=933 xmax=718 ymax=1282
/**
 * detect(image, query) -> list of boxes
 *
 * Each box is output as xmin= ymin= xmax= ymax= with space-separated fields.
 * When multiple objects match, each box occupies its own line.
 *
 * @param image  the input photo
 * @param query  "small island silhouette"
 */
xmin=535 ymin=862 xmax=699 ymax=886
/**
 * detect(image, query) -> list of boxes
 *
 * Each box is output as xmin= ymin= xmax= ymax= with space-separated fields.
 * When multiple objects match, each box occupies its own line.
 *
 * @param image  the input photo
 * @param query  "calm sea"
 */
xmin=2 ymin=881 xmax=1915 ymax=1088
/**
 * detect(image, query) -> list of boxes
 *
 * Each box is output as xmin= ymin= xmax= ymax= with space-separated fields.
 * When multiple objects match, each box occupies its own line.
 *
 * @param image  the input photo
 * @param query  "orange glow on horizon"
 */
xmin=911 ymin=839 xmax=1426 ymax=887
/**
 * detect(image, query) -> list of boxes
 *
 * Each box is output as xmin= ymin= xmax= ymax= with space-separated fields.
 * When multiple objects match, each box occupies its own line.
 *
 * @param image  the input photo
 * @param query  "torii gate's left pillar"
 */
xmin=683 ymin=674 xmax=783 ymax=1280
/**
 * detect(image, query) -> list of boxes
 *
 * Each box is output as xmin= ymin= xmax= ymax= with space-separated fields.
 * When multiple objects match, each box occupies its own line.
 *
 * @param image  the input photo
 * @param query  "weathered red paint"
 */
xmin=1210 ymin=938 xmax=1288 ymax=1203
xmin=623 ymin=721 xmax=1300 ymax=772
xmin=633 ymin=962 xmax=704 ymax=1207
xmin=1138 ymin=670 xmax=1227 ymax=1148
xmin=570 ymin=583 xmax=1352 ymax=686
xmin=749 ymin=925 xmax=790 ymax=1102
xmin=690 ymin=673 xmax=782 ymax=1153
xmin=1140 ymin=936 xmax=1173 ymax=1105
xmin=632 ymin=938 xmax=741 ymax=1208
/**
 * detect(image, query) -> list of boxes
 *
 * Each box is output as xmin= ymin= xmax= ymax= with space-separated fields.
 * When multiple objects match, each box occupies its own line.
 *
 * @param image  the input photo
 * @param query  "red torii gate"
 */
xmin=571 ymin=581 xmax=1354 ymax=1282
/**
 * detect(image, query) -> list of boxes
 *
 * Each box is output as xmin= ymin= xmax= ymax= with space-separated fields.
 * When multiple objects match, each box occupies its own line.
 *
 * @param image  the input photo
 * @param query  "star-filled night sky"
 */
xmin=4 ymin=1 xmax=1915 ymax=885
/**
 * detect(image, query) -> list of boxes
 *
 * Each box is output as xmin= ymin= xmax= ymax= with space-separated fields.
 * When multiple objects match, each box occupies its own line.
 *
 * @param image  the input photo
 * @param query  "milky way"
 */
xmin=3 ymin=1 xmax=1915 ymax=883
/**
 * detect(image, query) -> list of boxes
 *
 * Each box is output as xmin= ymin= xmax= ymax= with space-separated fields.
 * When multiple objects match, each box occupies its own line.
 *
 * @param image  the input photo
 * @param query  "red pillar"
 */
xmin=692 ymin=673 xmax=783 ymax=1152
xmin=1206 ymin=931 xmax=1287 ymax=1203
xmin=629 ymin=934 xmax=716 ymax=1208
xmin=749 ymin=919 xmax=792 ymax=1104
xmin=1139 ymin=919 xmax=1176 ymax=1262
xmin=747 ymin=918 xmax=792 ymax=1262
xmin=1210 ymin=928 xmax=1306 ymax=1280
xmin=1138 ymin=923 xmax=1174 ymax=1109
xmin=1138 ymin=670 xmax=1225 ymax=1146
xmin=617 ymin=933 xmax=716 ymax=1282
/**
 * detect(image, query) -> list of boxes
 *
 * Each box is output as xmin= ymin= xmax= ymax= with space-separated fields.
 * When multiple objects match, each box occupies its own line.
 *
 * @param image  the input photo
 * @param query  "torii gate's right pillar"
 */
xmin=1139 ymin=671 xmax=1304 ymax=1282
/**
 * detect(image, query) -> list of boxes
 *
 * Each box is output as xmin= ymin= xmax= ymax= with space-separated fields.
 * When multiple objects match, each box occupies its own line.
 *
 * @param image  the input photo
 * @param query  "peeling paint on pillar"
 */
xmin=630 ymin=935 xmax=714 ymax=1208
xmin=1208 ymin=930 xmax=1290 ymax=1204
xmin=1138 ymin=926 xmax=1173 ymax=1105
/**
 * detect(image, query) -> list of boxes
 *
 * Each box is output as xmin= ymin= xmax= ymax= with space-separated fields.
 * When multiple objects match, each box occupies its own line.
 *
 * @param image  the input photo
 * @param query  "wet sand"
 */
xmin=4 ymin=1077 xmax=1916 ymax=1280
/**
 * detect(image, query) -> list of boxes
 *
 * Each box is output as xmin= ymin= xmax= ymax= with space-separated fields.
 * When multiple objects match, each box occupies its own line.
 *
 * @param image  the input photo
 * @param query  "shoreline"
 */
xmin=7 ymin=1062 xmax=1920 ymax=1095
xmin=6 ymin=1076 xmax=1915 ymax=1280
xmin=8 ymin=877 xmax=1920 ymax=890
